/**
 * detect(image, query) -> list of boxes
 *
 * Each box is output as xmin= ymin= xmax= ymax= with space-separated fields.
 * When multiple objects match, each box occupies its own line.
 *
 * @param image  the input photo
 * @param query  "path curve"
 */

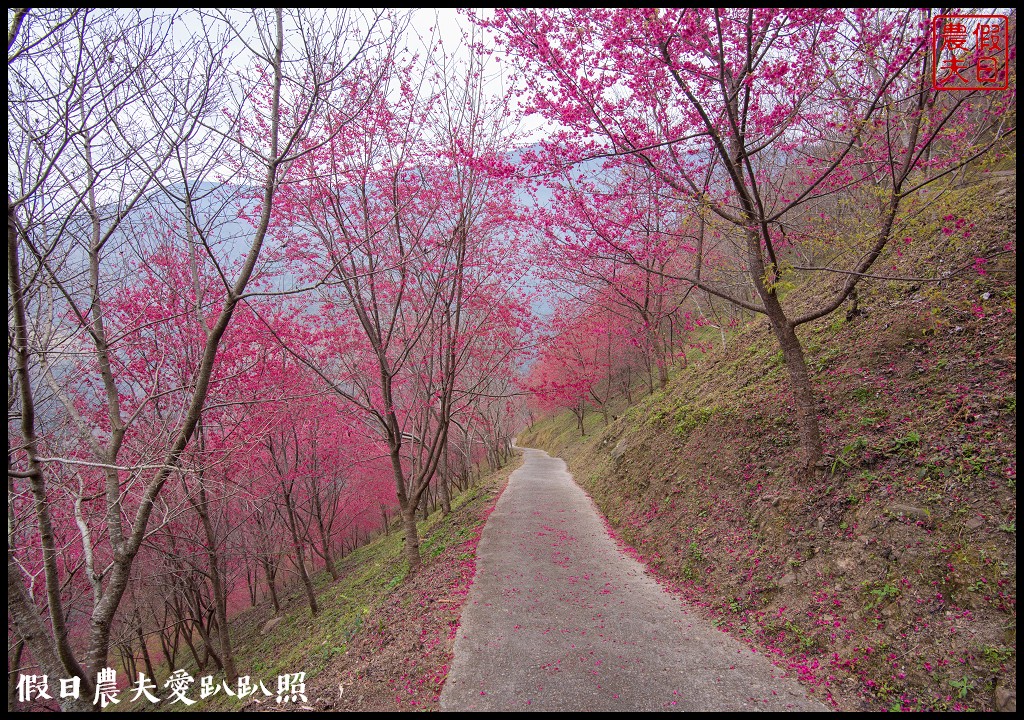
xmin=440 ymin=448 xmax=828 ymax=712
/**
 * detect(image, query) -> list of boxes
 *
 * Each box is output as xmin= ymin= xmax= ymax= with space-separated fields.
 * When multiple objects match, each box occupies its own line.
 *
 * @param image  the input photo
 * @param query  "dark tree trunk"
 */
xmin=574 ymin=402 xmax=586 ymax=436
xmin=246 ymin=564 xmax=258 ymax=607
xmin=261 ymin=558 xmax=281 ymax=615
xmin=118 ymin=642 xmax=136 ymax=680
xmin=294 ymin=550 xmax=318 ymax=616
xmin=8 ymin=639 xmax=23 ymax=712
xmin=193 ymin=478 xmax=237 ymax=683
xmin=403 ymin=509 xmax=421 ymax=573
xmin=158 ymin=618 xmax=178 ymax=673
xmin=136 ymin=621 xmax=156 ymax=683
xmin=310 ymin=487 xmax=339 ymax=580
xmin=181 ymin=623 xmax=204 ymax=671
xmin=439 ymin=450 xmax=451 ymax=516
xmin=746 ymin=215 xmax=824 ymax=474
xmin=763 ymin=311 xmax=823 ymax=472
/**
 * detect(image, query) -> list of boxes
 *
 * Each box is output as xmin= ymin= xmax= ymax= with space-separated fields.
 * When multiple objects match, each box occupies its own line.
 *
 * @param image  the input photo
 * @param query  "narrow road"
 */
xmin=440 ymin=448 xmax=829 ymax=712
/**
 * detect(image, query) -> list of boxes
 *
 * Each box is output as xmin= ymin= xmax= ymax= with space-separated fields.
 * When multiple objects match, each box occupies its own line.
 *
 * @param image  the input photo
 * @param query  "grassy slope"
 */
xmin=136 ymin=455 xmax=518 ymax=712
xmin=520 ymin=175 xmax=1016 ymax=711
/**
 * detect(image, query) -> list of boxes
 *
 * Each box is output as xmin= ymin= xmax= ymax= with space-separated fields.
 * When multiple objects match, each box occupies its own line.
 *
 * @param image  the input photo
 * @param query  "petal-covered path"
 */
xmin=440 ymin=448 xmax=829 ymax=712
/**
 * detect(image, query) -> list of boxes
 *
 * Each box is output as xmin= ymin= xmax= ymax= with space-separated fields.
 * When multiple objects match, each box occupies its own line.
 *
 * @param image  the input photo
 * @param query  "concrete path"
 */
xmin=440 ymin=448 xmax=829 ymax=712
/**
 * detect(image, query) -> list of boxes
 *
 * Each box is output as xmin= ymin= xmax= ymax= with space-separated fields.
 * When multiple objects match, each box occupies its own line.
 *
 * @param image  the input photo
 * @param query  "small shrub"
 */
xmin=852 ymin=386 xmax=873 ymax=402
xmin=891 ymin=430 xmax=921 ymax=453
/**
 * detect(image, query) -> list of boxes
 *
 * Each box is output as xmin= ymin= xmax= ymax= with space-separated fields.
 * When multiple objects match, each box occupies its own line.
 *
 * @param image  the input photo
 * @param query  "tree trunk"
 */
xmin=319 ymin=536 xmax=339 ymax=581
xmin=439 ymin=450 xmax=451 ymax=515
xmin=440 ymin=475 xmax=451 ymax=515
xmin=262 ymin=558 xmax=281 ymax=615
xmin=246 ymin=564 xmax=258 ymax=607
xmin=136 ymin=622 xmax=156 ymax=683
xmin=193 ymin=479 xmax=237 ymax=683
xmin=740 ymin=194 xmax=824 ymax=474
xmin=767 ymin=316 xmax=823 ymax=472
xmin=8 ymin=639 xmax=23 ymax=712
xmin=190 ymin=607 xmax=223 ymax=672
xmin=403 ymin=509 xmax=422 ymax=573
xmin=7 ymin=554 xmax=95 ymax=710
xmin=311 ymin=489 xmax=339 ymax=580
xmin=158 ymin=619 xmax=178 ymax=673
xmin=180 ymin=624 xmax=204 ymax=671
xmin=278 ymin=479 xmax=318 ymax=616
xmin=293 ymin=548 xmax=319 ymax=616
xmin=118 ymin=642 xmax=136 ymax=680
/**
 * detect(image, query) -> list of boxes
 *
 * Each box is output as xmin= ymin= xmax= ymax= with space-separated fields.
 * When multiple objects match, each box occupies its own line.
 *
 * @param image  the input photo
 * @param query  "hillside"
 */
xmin=519 ymin=174 xmax=1016 ymax=712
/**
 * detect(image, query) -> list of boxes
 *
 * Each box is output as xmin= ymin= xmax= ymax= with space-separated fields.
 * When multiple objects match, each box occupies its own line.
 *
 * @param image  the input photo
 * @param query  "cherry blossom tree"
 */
xmin=7 ymin=8 xmax=399 ymax=708
xmin=526 ymin=302 xmax=612 ymax=435
xmin=536 ymin=164 xmax=705 ymax=391
xmin=269 ymin=40 xmax=530 ymax=571
xmin=480 ymin=8 xmax=1015 ymax=471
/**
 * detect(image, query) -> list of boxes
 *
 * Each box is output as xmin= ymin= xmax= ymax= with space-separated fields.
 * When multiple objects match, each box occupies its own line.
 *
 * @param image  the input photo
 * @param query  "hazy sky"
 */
xmin=407 ymin=8 xmax=547 ymax=143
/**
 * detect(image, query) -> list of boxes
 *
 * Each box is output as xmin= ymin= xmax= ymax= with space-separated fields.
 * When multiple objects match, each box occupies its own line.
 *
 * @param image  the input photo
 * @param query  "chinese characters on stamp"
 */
xmin=932 ymin=14 xmax=1010 ymax=90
